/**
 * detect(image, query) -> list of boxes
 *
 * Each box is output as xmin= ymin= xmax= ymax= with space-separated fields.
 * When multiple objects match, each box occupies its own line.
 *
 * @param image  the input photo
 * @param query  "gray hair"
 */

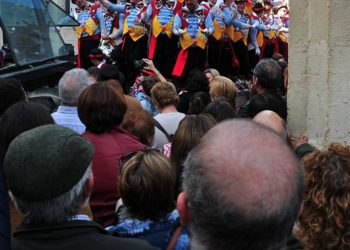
xmin=10 ymin=164 xmax=92 ymax=225
xmin=58 ymin=68 xmax=91 ymax=106
xmin=253 ymin=59 xmax=282 ymax=89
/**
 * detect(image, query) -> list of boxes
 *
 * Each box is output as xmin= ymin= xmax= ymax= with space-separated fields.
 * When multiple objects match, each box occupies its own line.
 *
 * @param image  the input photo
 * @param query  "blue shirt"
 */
xmin=76 ymin=5 xmax=106 ymax=38
xmin=107 ymin=209 xmax=190 ymax=250
xmin=136 ymin=92 xmax=159 ymax=117
xmin=232 ymin=12 xmax=250 ymax=30
xmin=51 ymin=106 xmax=86 ymax=135
xmin=106 ymin=2 xmax=145 ymax=29
xmin=173 ymin=8 xmax=214 ymax=40
xmin=146 ymin=4 xmax=174 ymax=26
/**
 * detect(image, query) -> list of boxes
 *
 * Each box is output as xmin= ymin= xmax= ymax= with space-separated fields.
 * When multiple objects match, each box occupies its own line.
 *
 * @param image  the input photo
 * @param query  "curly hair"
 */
xmin=296 ymin=143 xmax=350 ymax=250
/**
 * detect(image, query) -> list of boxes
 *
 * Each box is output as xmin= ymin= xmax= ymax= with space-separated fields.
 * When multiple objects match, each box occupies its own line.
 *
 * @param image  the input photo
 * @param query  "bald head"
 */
xmin=182 ymin=120 xmax=304 ymax=250
xmin=253 ymin=110 xmax=287 ymax=140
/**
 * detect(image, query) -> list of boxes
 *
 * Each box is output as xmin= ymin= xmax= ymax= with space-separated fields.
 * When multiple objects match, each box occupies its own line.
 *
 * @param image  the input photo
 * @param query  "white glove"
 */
xmin=271 ymin=24 xmax=279 ymax=30
xmin=201 ymin=28 xmax=210 ymax=36
xmin=175 ymin=28 xmax=186 ymax=35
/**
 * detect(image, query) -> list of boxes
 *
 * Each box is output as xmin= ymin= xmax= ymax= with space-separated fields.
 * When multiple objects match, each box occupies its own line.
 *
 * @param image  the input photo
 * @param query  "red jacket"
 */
xmin=83 ymin=126 xmax=145 ymax=227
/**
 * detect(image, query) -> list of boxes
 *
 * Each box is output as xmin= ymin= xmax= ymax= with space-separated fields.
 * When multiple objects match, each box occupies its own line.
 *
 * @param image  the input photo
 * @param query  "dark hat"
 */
xmin=89 ymin=48 xmax=105 ymax=60
xmin=264 ymin=0 xmax=273 ymax=9
xmin=99 ymin=64 xmax=125 ymax=86
xmin=235 ymin=0 xmax=247 ymax=2
xmin=3 ymin=124 xmax=94 ymax=201
xmin=253 ymin=2 xmax=264 ymax=12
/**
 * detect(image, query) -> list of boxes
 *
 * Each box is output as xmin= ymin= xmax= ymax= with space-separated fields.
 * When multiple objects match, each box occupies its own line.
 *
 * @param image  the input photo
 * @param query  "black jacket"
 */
xmin=239 ymin=89 xmax=287 ymax=120
xmin=12 ymin=220 xmax=159 ymax=250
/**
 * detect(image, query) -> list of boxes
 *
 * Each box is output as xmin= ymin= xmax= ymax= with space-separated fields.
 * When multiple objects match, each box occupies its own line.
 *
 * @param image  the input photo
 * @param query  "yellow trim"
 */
xmin=76 ymin=26 xmax=83 ymax=38
xmin=123 ymin=19 xmax=146 ymax=41
xmin=76 ymin=17 xmax=98 ymax=38
xmin=179 ymin=27 xmax=207 ymax=50
xmin=257 ymin=31 xmax=264 ymax=47
xmin=268 ymin=30 xmax=277 ymax=40
xmin=278 ymin=32 xmax=288 ymax=42
xmin=225 ymin=25 xmax=235 ymax=41
xmin=212 ymin=19 xmax=224 ymax=40
xmin=152 ymin=15 xmax=174 ymax=38
xmin=85 ymin=18 xmax=98 ymax=36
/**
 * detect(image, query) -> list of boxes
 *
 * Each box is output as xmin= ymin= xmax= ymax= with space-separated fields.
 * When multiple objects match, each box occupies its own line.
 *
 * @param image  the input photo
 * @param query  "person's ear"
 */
xmin=177 ymin=192 xmax=190 ymax=225
xmin=252 ymin=75 xmax=258 ymax=86
xmin=83 ymin=172 xmax=94 ymax=199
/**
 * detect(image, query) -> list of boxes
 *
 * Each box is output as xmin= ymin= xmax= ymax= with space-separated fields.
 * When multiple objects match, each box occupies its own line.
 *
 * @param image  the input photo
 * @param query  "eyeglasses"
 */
xmin=119 ymin=148 xmax=161 ymax=171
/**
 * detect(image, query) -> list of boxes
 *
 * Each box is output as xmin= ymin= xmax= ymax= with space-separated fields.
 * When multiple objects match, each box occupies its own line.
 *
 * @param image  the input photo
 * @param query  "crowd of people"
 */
xmin=2 ymin=0 xmax=350 ymax=250
xmin=1 ymin=47 xmax=350 ymax=250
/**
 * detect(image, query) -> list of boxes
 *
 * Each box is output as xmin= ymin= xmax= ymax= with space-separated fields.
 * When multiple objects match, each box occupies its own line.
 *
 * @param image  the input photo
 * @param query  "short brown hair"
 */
xmin=210 ymin=76 xmax=237 ymax=108
xmin=78 ymin=81 xmax=127 ymax=134
xmin=151 ymin=81 xmax=179 ymax=109
xmin=119 ymin=150 xmax=176 ymax=220
xmin=122 ymin=110 xmax=155 ymax=146
xmin=141 ymin=76 xmax=160 ymax=97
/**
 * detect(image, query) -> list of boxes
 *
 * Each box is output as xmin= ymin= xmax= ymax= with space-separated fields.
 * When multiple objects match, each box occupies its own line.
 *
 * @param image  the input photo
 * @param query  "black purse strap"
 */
xmin=153 ymin=118 xmax=173 ymax=142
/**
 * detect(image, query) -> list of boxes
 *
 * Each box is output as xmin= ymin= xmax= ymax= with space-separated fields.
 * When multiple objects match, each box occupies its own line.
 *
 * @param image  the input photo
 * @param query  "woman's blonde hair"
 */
xmin=209 ymin=76 xmax=237 ymax=108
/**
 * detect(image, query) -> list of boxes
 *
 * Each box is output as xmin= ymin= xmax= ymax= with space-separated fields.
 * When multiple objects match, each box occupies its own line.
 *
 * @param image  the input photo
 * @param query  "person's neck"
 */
xmin=159 ymin=105 xmax=177 ymax=114
xmin=256 ymin=86 xmax=266 ymax=94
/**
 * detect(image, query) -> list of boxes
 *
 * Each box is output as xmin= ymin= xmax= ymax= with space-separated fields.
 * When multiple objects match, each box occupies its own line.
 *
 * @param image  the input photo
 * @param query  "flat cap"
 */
xmin=4 ymin=124 xmax=94 ymax=201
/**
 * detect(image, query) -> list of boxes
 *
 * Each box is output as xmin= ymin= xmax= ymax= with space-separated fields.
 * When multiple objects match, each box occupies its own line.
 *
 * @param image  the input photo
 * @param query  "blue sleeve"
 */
xmin=117 ymin=13 xmax=125 ymax=36
xmin=233 ymin=18 xmax=250 ymax=29
xmin=222 ymin=7 xmax=232 ymax=25
xmin=209 ymin=11 xmax=215 ymax=20
xmin=205 ymin=14 xmax=214 ymax=33
xmin=96 ymin=8 xmax=106 ymax=34
xmin=108 ymin=2 xmax=126 ymax=13
xmin=258 ymin=23 xmax=270 ymax=31
xmin=173 ymin=14 xmax=182 ymax=34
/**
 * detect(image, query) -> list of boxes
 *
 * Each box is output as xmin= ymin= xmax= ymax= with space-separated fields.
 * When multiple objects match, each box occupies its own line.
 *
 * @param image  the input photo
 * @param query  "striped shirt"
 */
xmin=173 ymin=10 xmax=214 ymax=40
xmin=77 ymin=6 xmax=106 ymax=38
xmin=146 ymin=4 xmax=174 ymax=26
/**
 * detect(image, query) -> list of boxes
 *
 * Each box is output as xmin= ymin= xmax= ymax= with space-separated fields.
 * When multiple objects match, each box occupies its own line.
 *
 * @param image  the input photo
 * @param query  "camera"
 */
xmin=134 ymin=59 xmax=147 ymax=69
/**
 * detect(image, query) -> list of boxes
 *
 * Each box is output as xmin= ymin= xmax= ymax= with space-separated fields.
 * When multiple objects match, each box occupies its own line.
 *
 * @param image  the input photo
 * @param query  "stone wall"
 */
xmin=288 ymin=0 xmax=350 ymax=146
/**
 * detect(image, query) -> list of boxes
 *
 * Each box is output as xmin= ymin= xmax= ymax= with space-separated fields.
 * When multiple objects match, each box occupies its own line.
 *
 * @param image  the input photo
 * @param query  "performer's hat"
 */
xmin=264 ymin=0 xmax=273 ymax=9
xmin=234 ymin=0 xmax=247 ymax=3
xmin=253 ymin=2 xmax=265 ymax=12
xmin=89 ymin=48 xmax=105 ymax=60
